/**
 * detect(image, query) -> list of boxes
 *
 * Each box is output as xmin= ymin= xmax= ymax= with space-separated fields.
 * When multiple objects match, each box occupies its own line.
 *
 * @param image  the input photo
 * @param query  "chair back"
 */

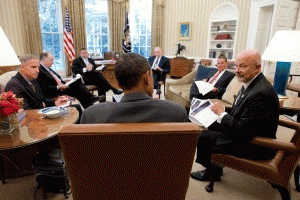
xmin=59 ymin=123 xmax=200 ymax=200
xmin=195 ymin=65 xmax=217 ymax=81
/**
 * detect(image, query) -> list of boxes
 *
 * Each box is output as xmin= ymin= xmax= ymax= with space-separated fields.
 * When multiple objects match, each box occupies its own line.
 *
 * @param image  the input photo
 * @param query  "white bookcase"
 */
xmin=208 ymin=19 xmax=237 ymax=60
xmin=207 ymin=3 xmax=238 ymax=62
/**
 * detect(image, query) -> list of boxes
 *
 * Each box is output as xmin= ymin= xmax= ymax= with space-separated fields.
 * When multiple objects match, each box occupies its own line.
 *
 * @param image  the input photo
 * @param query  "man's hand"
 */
xmin=58 ymin=84 xmax=68 ymax=91
xmin=86 ymin=63 xmax=93 ymax=71
xmin=54 ymin=96 xmax=69 ymax=106
xmin=212 ymin=87 xmax=218 ymax=92
xmin=154 ymin=66 xmax=163 ymax=71
xmin=210 ymin=101 xmax=225 ymax=115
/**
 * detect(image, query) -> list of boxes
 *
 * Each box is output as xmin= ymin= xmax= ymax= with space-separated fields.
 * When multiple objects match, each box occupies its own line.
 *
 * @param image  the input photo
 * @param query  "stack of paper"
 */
xmin=195 ymin=80 xmax=214 ymax=95
xmin=189 ymin=98 xmax=219 ymax=128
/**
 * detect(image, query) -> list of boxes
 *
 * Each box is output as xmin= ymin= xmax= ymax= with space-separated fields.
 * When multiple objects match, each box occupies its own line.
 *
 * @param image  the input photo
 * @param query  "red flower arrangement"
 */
xmin=0 ymin=91 xmax=21 ymax=117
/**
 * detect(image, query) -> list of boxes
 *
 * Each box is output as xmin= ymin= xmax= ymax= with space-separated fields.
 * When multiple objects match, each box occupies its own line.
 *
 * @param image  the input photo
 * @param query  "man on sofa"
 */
xmin=190 ymin=55 xmax=235 ymax=100
xmin=5 ymin=55 xmax=68 ymax=110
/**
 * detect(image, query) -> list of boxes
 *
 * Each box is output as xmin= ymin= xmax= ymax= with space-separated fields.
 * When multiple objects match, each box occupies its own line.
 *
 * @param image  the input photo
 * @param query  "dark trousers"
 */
xmin=152 ymin=70 xmax=164 ymax=89
xmin=62 ymin=80 xmax=94 ymax=108
xmin=195 ymin=129 xmax=276 ymax=169
xmin=82 ymin=71 xmax=113 ymax=96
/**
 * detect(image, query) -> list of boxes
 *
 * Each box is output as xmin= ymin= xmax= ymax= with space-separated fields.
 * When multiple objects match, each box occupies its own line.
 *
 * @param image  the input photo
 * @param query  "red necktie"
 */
xmin=208 ymin=71 xmax=221 ymax=84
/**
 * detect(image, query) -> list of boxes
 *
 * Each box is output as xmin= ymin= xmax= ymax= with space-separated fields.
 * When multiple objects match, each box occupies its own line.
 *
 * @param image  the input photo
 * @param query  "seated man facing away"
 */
xmin=5 ymin=55 xmax=67 ymax=110
xmin=72 ymin=48 xmax=123 ymax=99
xmin=80 ymin=52 xmax=189 ymax=123
xmin=37 ymin=52 xmax=103 ymax=109
xmin=190 ymin=55 xmax=235 ymax=100
xmin=190 ymin=49 xmax=279 ymax=182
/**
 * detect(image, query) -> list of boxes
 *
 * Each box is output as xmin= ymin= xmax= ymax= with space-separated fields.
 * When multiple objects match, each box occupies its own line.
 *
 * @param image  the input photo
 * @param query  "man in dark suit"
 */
xmin=37 ymin=52 xmax=104 ymax=109
xmin=190 ymin=55 xmax=235 ymax=100
xmin=80 ymin=52 xmax=189 ymax=124
xmin=5 ymin=55 xmax=68 ymax=110
xmin=148 ymin=47 xmax=170 ymax=94
xmin=72 ymin=48 xmax=123 ymax=98
xmin=190 ymin=49 xmax=279 ymax=181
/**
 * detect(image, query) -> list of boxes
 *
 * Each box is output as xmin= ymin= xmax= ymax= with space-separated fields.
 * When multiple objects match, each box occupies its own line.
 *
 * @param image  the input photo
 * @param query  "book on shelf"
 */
xmin=189 ymin=98 xmax=219 ymax=128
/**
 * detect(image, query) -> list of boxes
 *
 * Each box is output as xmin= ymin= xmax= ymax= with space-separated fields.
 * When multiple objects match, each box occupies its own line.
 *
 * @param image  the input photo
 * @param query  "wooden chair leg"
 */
xmin=294 ymin=165 xmax=300 ymax=192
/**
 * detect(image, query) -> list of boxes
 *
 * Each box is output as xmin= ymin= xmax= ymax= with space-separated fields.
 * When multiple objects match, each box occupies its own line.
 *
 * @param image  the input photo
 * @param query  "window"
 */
xmin=130 ymin=0 xmax=152 ymax=57
xmin=38 ymin=0 xmax=65 ymax=75
xmin=85 ymin=0 xmax=109 ymax=57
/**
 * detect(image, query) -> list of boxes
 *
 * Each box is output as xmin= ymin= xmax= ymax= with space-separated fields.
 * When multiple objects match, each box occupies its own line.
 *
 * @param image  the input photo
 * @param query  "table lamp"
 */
xmin=0 ymin=26 xmax=21 ymax=74
xmin=262 ymin=30 xmax=300 ymax=96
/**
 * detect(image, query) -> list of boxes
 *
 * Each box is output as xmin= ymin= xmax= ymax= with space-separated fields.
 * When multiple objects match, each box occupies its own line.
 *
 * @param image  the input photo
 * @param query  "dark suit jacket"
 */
xmin=72 ymin=57 xmax=97 ymax=75
xmin=211 ymin=73 xmax=279 ymax=158
xmin=80 ymin=92 xmax=189 ymax=123
xmin=5 ymin=72 xmax=55 ymax=110
xmin=190 ymin=70 xmax=235 ymax=100
xmin=36 ymin=65 xmax=66 ymax=98
xmin=148 ymin=56 xmax=170 ymax=75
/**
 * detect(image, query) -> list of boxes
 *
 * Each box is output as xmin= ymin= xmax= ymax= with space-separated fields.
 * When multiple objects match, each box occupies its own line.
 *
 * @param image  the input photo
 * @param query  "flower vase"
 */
xmin=0 ymin=114 xmax=18 ymax=135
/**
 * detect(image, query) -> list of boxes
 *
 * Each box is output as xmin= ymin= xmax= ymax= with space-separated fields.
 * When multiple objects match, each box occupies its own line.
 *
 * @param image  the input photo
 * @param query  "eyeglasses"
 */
xmin=234 ymin=64 xmax=256 ymax=70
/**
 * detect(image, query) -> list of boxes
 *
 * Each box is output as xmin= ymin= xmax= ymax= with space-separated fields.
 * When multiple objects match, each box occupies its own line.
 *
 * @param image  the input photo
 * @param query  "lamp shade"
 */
xmin=262 ymin=30 xmax=300 ymax=62
xmin=0 ymin=27 xmax=20 ymax=67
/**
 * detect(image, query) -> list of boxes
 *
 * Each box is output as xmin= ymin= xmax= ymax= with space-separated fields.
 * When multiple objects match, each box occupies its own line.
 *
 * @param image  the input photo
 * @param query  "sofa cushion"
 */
xmin=222 ymin=76 xmax=242 ymax=104
xmin=195 ymin=65 xmax=217 ymax=81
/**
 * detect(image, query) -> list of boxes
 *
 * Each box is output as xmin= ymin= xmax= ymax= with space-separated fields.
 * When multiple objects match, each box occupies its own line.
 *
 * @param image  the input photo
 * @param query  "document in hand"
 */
xmin=195 ymin=80 xmax=214 ymax=95
xmin=96 ymin=64 xmax=106 ymax=71
xmin=189 ymin=98 xmax=219 ymax=128
xmin=65 ymin=74 xmax=84 ymax=86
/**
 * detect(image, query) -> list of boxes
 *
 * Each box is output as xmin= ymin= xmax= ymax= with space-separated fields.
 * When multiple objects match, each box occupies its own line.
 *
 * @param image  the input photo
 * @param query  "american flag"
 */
xmin=63 ymin=9 xmax=75 ymax=63
xmin=122 ymin=12 xmax=131 ymax=53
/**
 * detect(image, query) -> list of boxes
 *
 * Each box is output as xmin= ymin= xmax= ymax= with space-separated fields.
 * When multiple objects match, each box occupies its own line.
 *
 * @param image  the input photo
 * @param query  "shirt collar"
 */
xmin=243 ymin=72 xmax=261 ymax=90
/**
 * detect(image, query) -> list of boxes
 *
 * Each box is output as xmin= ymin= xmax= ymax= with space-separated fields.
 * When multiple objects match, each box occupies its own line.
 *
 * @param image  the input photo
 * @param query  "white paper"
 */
xmin=96 ymin=64 xmax=106 ymax=71
xmin=65 ymin=74 xmax=83 ymax=86
xmin=189 ymin=98 xmax=219 ymax=128
xmin=195 ymin=80 xmax=214 ymax=95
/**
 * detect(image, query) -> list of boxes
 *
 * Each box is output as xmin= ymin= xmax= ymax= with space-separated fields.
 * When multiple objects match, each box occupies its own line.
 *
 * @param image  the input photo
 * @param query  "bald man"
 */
xmin=148 ymin=47 xmax=170 ymax=94
xmin=191 ymin=49 xmax=280 ymax=182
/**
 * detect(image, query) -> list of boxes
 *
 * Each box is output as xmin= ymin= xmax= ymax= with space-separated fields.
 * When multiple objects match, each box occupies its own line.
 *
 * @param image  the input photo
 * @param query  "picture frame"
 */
xmin=178 ymin=22 xmax=192 ymax=40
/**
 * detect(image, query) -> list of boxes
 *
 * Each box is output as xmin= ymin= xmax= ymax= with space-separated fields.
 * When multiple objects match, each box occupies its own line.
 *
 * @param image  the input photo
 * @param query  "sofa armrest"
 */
xmin=166 ymin=66 xmax=198 ymax=87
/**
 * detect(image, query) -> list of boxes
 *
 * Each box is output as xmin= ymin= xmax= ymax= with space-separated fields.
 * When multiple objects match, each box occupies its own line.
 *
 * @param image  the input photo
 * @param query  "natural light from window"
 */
xmin=85 ymin=0 xmax=109 ymax=58
xmin=38 ymin=0 xmax=65 ymax=75
xmin=130 ymin=0 xmax=152 ymax=57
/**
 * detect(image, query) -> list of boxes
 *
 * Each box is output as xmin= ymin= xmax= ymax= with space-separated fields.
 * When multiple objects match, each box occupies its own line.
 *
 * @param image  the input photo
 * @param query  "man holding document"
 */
xmin=190 ymin=55 xmax=235 ymax=100
xmin=190 ymin=50 xmax=279 ymax=182
xmin=37 ymin=52 xmax=104 ymax=108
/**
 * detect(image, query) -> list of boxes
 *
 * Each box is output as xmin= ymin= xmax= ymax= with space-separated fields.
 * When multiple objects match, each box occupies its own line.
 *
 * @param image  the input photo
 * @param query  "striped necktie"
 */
xmin=208 ymin=71 xmax=221 ymax=84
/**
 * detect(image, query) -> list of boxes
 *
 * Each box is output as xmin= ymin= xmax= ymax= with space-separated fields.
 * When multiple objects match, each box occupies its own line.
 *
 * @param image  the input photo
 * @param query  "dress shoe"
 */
xmin=90 ymin=95 xmax=105 ymax=104
xmin=112 ymin=88 xmax=123 ymax=95
xmin=190 ymin=169 xmax=222 ymax=182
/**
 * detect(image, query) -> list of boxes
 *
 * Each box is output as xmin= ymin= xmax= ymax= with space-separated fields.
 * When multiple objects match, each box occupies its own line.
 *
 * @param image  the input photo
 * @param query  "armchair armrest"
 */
xmin=251 ymin=137 xmax=299 ymax=152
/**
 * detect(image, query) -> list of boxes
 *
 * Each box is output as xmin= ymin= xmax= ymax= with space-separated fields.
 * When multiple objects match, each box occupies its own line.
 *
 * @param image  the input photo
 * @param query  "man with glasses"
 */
xmin=191 ymin=49 xmax=279 ymax=182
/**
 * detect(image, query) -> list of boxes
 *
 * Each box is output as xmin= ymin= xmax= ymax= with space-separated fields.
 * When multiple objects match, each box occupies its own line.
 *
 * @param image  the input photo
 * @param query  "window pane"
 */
xmin=102 ymin=35 xmax=108 ymax=46
xmin=130 ymin=0 xmax=152 ymax=57
xmin=85 ymin=0 xmax=109 ymax=57
xmin=140 ymin=36 xmax=146 ymax=46
xmin=38 ymin=0 xmax=66 ymax=76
